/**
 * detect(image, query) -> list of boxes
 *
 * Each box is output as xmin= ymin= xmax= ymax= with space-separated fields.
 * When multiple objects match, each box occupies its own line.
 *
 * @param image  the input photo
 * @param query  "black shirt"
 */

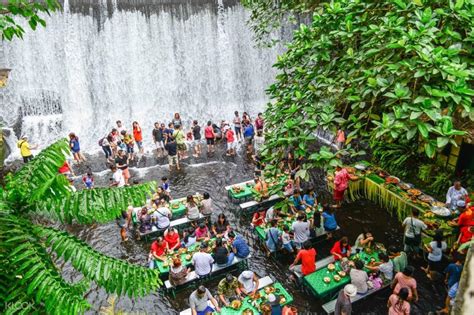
xmin=165 ymin=141 xmax=177 ymax=156
xmin=193 ymin=125 xmax=201 ymax=140
xmin=214 ymin=246 xmax=229 ymax=265
xmin=153 ymin=128 xmax=164 ymax=142
xmin=115 ymin=156 xmax=128 ymax=170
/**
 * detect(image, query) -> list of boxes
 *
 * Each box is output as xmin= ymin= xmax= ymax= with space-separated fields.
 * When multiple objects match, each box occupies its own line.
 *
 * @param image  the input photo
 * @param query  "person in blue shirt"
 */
xmin=265 ymin=220 xmax=282 ymax=256
xmin=303 ymin=187 xmax=318 ymax=208
xmin=229 ymin=231 xmax=250 ymax=258
xmin=444 ymin=254 xmax=464 ymax=289
xmin=322 ymin=205 xmax=338 ymax=238
xmin=289 ymin=190 xmax=305 ymax=213
xmin=243 ymin=122 xmax=255 ymax=154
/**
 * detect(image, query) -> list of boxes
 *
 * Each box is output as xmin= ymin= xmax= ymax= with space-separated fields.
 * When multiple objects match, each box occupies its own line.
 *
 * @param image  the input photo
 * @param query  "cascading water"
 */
xmin=0 ymin=0 xmax=281 ymax=154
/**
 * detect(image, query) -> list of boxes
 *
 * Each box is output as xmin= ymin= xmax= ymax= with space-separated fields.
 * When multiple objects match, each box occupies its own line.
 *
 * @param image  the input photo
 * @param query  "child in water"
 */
xmin=82 ymin=172 xmax=94 ymax=189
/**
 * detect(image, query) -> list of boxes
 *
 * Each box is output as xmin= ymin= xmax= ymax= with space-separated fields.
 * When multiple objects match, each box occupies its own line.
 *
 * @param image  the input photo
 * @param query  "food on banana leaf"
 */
xmin=408 ymin=189 xmax=422 ymax=196
xmin=385 ymin=176 xmax=400 ymax=184
xmin=323 ymin=277 xmax=331 ymax=283
xmin=398 ymin=183 xmax=413 ymax=190
xmin=327 ymin=264 xmax=336 ymax=271
xmin=418 ymin=194 xmax=434 ymax=203
xmin=230 ymin=300 xmax=242 ymax=310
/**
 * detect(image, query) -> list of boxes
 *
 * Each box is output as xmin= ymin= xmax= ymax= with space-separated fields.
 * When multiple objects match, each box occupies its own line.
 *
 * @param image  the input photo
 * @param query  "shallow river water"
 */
xmin=58 ymin=144 xmax=447 ymax=314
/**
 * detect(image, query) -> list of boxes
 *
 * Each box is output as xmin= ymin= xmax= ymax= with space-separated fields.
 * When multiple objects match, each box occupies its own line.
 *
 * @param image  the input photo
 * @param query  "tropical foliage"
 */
xmin=249 ymin=0 xmax=473 ymax=180
xmin=1 ymin=139 xmax=160 ymax=315
xmin=0 ymin=0 xmax=60 ymax=41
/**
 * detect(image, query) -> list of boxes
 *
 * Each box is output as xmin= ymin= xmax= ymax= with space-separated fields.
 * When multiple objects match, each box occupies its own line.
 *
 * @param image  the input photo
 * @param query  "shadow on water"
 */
xmin=58 ymin=144 xmax=447 ymax=314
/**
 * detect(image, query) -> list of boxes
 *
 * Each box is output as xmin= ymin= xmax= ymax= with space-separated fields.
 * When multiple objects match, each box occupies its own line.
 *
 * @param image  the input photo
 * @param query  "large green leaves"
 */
xmin=33 ymin=226 xmax=161 ymax=297
xmin=34 ymin=181 xmax=156 ymax=224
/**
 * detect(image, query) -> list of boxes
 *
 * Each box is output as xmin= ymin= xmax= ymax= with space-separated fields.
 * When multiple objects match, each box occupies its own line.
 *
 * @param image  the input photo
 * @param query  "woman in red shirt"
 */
xmin=289 ymin=241 xmax=316 ymax=276
xmin=204 ymin=121 xmax=216 ymax=153
xmin=132 ymin=121 xmax=144 ymax=154
xmin=148 ymin=237 xmax=168 ymax=269
xmin=164 ymin=228 xmax=180 ymax=251
xmin=330 ymin=236 xmax=351 ymax=260
xmin=251 ymin=211 xmax=266 ymax=227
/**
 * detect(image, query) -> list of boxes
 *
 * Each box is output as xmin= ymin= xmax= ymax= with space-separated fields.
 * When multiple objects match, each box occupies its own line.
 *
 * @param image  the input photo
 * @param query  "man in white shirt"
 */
xmin=151 ymin=200 xmax=171 ymax=230
xmin=446 ymin=181 xmax=468 ymax=210
xmin=291 ymin=213 xmax=311 ymax=249
xmin=402 ymin=209 xmax=427 ymax=256
xmin=265 ymin=206 xmax=281 ymax=223
xmin=192 ymin=243 xmax=214 ymax=277
xmin=237 ymin=270 xmax=259 ymax=296
xmin=110 ymin=166 xmax=125 ymax=187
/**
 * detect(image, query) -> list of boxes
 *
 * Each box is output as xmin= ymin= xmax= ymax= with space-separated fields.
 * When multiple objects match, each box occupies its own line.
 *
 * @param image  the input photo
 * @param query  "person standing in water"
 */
xmin=69 ymin=132 xmax=86 ymax=163
xmin=132 ymin=121 xmax=144 ymax=155
xmin=17 ymin=135 xmax=38 ymax=163
xmin=205 ymin=121 xmax=216 ymax=153
xmin=233 ymin=111 xmax=242 ymax=142
xmin=192 ymin=120 xmax=202 ymax=157
xmin=152 ymin=122 xmax=165 ymax=157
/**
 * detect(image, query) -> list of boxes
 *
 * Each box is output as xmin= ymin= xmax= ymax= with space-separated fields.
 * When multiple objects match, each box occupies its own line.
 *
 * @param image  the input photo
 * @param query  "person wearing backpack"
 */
xmin=17 ymin=135 xmax=38 ymax=163
xmin=402 ymin=209 xmax=427 ymax=259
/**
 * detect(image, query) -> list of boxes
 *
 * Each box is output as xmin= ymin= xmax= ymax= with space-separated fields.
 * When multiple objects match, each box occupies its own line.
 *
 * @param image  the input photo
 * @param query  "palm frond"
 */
xmin=33 ymin=225 xmax=162 ymax=297
xmin=33 ymin=182 xmax=156 ymax=224
xmin=0 ymin=214 xmax=91 ymax=315
xmin=5 ymin=139 xmax=71 ymax=205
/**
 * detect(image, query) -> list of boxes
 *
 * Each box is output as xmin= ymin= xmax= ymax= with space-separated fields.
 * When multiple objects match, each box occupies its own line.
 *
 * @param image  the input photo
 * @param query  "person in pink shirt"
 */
xmin=204 ymin=121 xmax=216 ymax=153
xmin=195 ymin=223 xmax=211 ymax=241
xmin=391 ymin=266 xmax=418 ymax=302
xmin=225 ymin=127 xmax=236 ymax=156
xmin=387 ymin=287 xmax=410 ymax=315
xmin=335 ymin=129 xmax=345 ymax=149
xmin=333 ymin=165 xmax=350 ymax=208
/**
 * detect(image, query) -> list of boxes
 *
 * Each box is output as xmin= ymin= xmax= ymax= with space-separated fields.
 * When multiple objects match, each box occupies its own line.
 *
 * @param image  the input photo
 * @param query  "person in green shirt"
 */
xmin=217 ymin=273 xmax=242 ymax=306
xmin=173 ymin=125 xmax=188 ymax=160
xmin=388 ymin=245 xmax=408 ymax=273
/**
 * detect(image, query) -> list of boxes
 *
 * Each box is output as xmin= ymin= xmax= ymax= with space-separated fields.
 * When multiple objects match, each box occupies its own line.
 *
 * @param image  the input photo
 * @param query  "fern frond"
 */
xmin=33 ymin=225 xmax=162 ymax=297
xmin=33 ymin=181 xmax=156 ymax=224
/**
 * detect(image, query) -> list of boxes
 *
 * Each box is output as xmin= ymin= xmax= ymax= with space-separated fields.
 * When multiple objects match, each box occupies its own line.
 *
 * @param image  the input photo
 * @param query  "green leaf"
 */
xmin=417 ymin=122 xmax=429 ymax=138
xmin=424 ymin=142 xmax=436 ymax=158
xmin=437 ymin=137 xmax=449 ymax=148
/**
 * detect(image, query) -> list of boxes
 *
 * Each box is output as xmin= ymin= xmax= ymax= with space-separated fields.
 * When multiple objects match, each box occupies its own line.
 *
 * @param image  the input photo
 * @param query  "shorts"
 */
xmin=206 ymin=138 xmax=215 ymax=145
xmin=72 ymin=149 xmax=80 ymax=154
xmin=177 ymin=143 xmax=187 ymax=151
xmin=168 ymin=155 xmax=178 ymax=166
xmin=122 ymin=168 xmax=130 ymax=180
xmin=245 ymin=136 xmax=253 ymax=146
xmin=193 ymin=139 xmax=201 ymax=146
xmin=197 ymin=306 xmax=214 ymax=315
xmin=155 ymin=140 xmax=164 ymax=149
xmin=136 ymin=141 xmax=143 ymax=149
xmin=126 ymin=145 xmax=134 ymax=154
xmin=235 ymin=126 xmax=241 ymax=134
xmin=333 ymin=189 xmax=345 ymax=201
xmin=428 ymin=259 xmax=443 ymax=272
xmin=283 ymin=242 xmax=294 ymax=252
xmin=23 ymin=155 xmax=33 ymax=163
xmin=227 ymin=141 xmax=237 ymax=150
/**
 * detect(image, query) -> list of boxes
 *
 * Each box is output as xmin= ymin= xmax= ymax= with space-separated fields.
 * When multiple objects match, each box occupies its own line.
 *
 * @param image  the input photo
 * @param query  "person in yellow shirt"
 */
xmin=17 ymin=135 xmax=38 ymax=163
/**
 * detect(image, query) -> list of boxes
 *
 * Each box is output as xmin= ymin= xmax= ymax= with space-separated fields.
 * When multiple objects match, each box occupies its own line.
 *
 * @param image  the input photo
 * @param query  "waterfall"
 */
xmin=0 ymin=0 xmax=281 ymax=154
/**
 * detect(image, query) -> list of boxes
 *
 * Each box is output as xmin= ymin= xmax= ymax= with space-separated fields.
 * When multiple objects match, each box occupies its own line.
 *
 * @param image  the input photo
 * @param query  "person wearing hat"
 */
xmin=217 ymin=273 xmax=241 ymax=306
xmin=17 ymin=135 xmax=38 ymax=163
xmin=192 ymin=242 xmax=214 ymax=278
xmin=237 ymin=270 xmax=259 ymax=296
xmin=189 ymin=285 xmax=220 ymax=315
xmin=335 ymin=284 xmax=357 ymax=315
xmin=446 ymin=181 xmax=468 ymax=210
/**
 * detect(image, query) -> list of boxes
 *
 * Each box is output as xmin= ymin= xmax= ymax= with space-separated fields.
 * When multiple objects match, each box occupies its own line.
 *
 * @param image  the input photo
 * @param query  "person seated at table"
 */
xmin=445 ymin=180 xmax=468 ymax=211
xmin=186 ymin=195 xmax=201 ymax=221
xmin=254 ymin=177 xmax=269 ymax=199
xmin=212 ymin=213 xmax=231 ymax=238
xmin=195 ymin=223 xmax=211 ymax=242
xmin=151 ymin=199 xmax=171 ymax=231
xmin=289 ymin=190 xmax=305 ymax=213
xmin=353 ymin=228 xmax=374 ymax=253
xmin=388 ymin=246 xmax=408 ymax=274
xmin=192 ymin=243 xmax=215 ymax=278
xmin=153 ymin=187 xmax=170 ymax=203
xmin=251 ymin=210 xmax=266 ymax=227
xmin=238 ymin=270 xmax=259 ymax=296
xmin=149 ymin=237 xmax=168 ymax=269
xmin=350 ymin=259 xmax=368 ymax=294
xmin=169 ymin=257 xmax=191 ymax=287
xmin=213 ymin=237 xmax=235 ymax=266
xmin=267 ymin=294 xmax=282 ymax=315
xmin=322 ymin=205 xmax=338 ymax=238
xmin=331 ymin=236 xmax=351 ymax=260
xmin=365 ymin=252 xmax=394 ymax=280
xmin=284 ymin=178 xmax=295 ymax=197
xmin=217 ymin=273 xmax=242 ymax=306
xmin=289 ymin=240 xmax=316 ymax=276
xmin=138 ymin=207 xmax=152 ymax=233
xmin=229 ymin=231 xmax=250 ymax=259
xmin=189 ymin=285 xmax=221 ymax=315
xmin=291 ymin=213 xmax=311 ymax=249
xmin=164 ymin=228 xmax=181 ymax=251
xmin=302 ymin=187 xmax=318 ymax=209
xmin=199 ymin=192 xmax=213 ymax=217
xmin=282 ymin=225 xmax=294 ymax=253
xmin=265 ymin=206 xmax=282 ymax=222
xmin=265 ymin=219 xmax=282 ymax=256
xmin=182 ymin=227 xmax=197 ymax=248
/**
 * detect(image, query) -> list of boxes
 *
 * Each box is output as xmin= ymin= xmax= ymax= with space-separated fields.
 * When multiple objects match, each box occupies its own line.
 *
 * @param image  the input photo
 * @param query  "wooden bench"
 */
xmin=291 ymin=255 xmax=335 ymax=282
xmin=178 ymin=275 xmax=273 ymax=315
xmin=321 ymin=283 xmax=390 ymax=314
xmin=164 ymin=254 xmax=252 ymax=297
xmin=138 ymin=214 xmax=208 ymax=240
xmin=224 ymin=180 xmax=254 ymax=191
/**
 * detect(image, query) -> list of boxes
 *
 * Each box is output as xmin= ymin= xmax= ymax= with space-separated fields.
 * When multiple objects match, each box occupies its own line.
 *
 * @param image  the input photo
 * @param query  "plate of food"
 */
xmin=327 ymin=175 xmax=334 ymax=181
xmin=346 ymin=167 xmax=356 ymax=174
xmin=279 ymin=295 xmax=286 ymax=304
xmin=305 ymin=208 xmax=312 ymax=214
xmin=354 ymin=164 xmax=366 ymax=170
xmin=418 ymin=194 xmax=434 ymax=203
xmin=432 ymin=206 xmax=451 ymax=217
xmin=398 ymin=182 xmax=413 ymax=190
xmin=264 ymin=286 xmax=276 ymax=294
xmin=431 ymin=201 xmax=445 ymax=207
xmin=323 ymin=277 xmax=331 ymax=283
xmin=185 ymin=254 xmax=192 ymax=261
xmin=171 ymin=203 xmax=180 ymax=209
xmin=333 ymin=275 xmax=341 ymax=282
xmin=408 ymin=189 xmax=422 ymax=196
xmin=327 ymin=263 xmax=336 ymax=271
xmin=242 ymin=308 xmax=254 ymax=315
xmin=349 ymin=174 xmax=359 ymax=181
xmin=338 ymin=271 xmax=346 ymax=277
xmin=385 ymin=176 xmax=400 ymax=184
xmin=232 ymin=186 xmax=242 ymax=193
xmin=230 ymin=300 xmax=242 ymax=310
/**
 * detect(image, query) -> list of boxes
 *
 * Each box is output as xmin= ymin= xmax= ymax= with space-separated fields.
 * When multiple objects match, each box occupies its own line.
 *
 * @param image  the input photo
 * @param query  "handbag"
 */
xmin=268 ymin=228 xmax=283 ymax=250
xmin=404 ymin=217 xmax=421 ymax=246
